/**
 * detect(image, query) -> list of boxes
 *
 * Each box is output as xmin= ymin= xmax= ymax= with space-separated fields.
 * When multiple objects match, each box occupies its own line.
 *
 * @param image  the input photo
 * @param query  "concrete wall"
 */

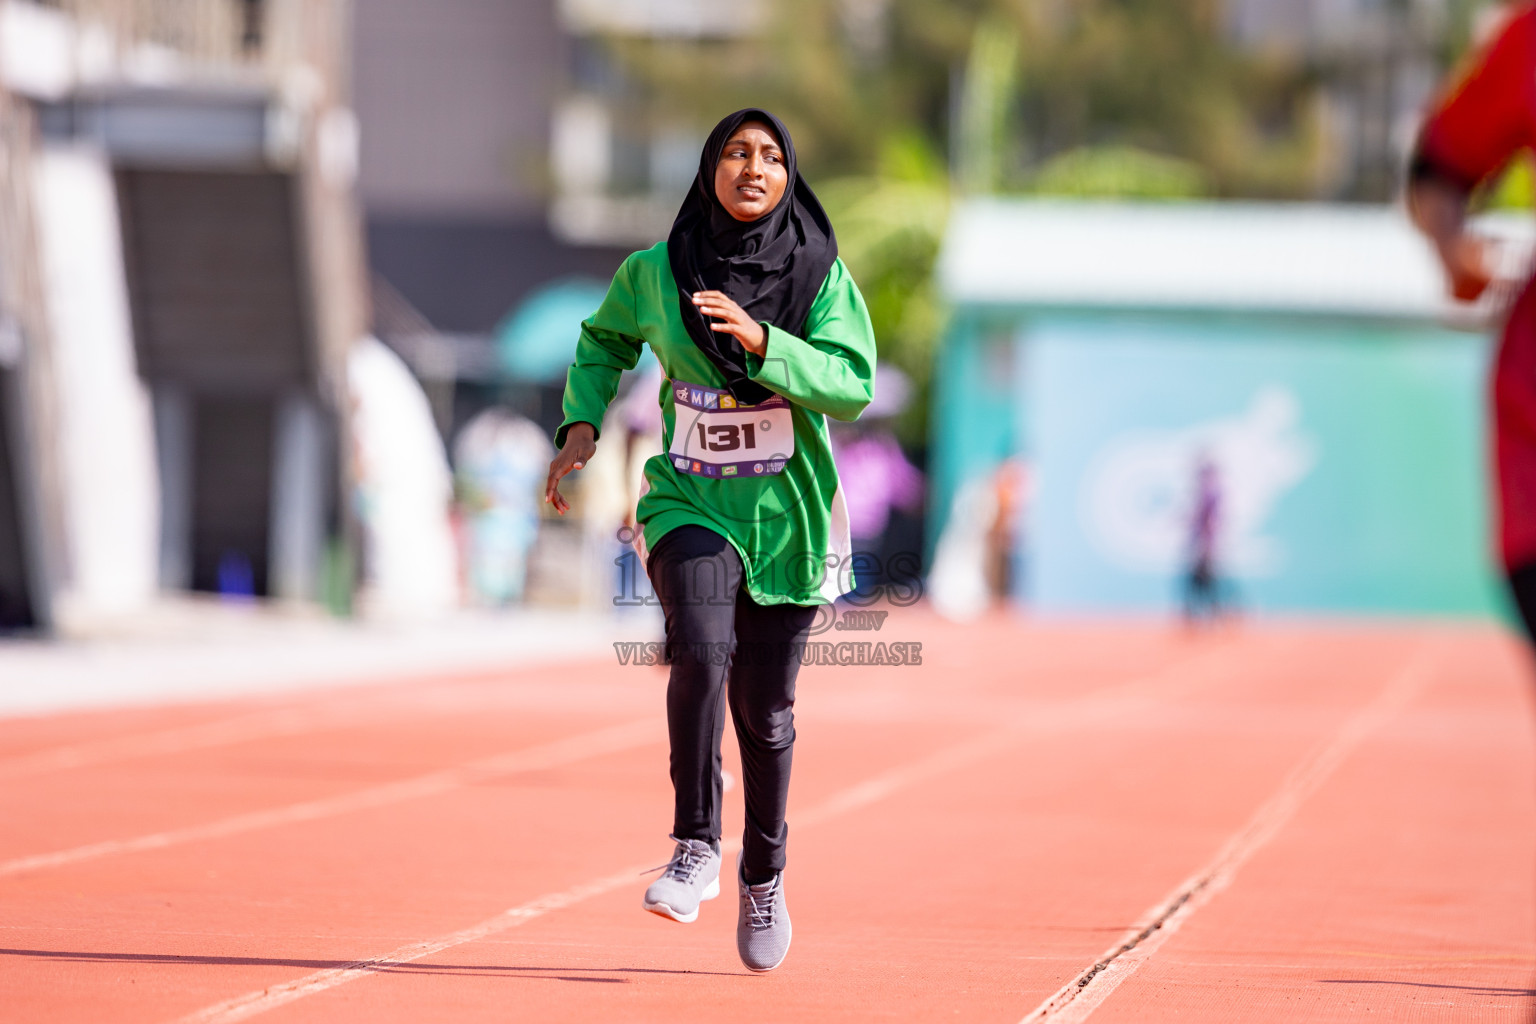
xmin=32 ymin=146 xmax=159 ymax=622
xmin=352 ymin=0 xmax=563 ymax=218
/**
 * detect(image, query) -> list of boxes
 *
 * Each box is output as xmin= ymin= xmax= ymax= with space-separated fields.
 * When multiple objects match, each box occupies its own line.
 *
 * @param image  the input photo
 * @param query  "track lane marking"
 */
xmin=0 ymin=686 xmax=1165 ymax=782
xmin=0 ymin=719 xmax=659 ymax=879
xmin=166 ymin=858 xmax=677 ymax=1024
xmin=164 ymin=724 xmax=1056 ymax=1024
xmin=0 ymin=638 xmax=1210 ymax=782
xmin=0 ymin=705 xmax=380 ymax=782
xmin=1 ymin=636 xmax=1253 ymax=880
xmin=1020 ymin=645 xmax=1438 ymax=1024
xmin=0 ymin=674 xmax=637 ymax=782
xmin=164 ymin=638 xmax=1263 ymax=1024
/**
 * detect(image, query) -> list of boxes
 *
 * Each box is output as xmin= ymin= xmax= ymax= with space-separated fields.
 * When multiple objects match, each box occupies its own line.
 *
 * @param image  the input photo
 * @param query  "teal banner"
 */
xmin=1025 ymin=316 xmax=1501 ymax=615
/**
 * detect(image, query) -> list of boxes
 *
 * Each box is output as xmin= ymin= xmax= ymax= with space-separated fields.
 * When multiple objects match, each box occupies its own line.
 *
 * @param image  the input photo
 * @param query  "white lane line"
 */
xmin=0 ymin=674 xmax=649 ymax=783
xmin=2 ymin=635 xmax=1247 ymax=880
xmin=167 ymin=857 xmax=680 ymax=1024
xmin=1020 ymin=646 xmax=1438 ymax=1024
xmin=165 ymin=639 xmax=1261 ymax=1024
xmin=792 ymin=638 xmax=1255 ymax=831
xmin=0 ymin=625 xmax=1252 ymax=783
xmin=0 ymin=705 xmax=374 ymax=782
xmin=0 ymin=719 xmax=659 ymax=879
xmin=169 ymin=717 xmax=1045 ymax=1024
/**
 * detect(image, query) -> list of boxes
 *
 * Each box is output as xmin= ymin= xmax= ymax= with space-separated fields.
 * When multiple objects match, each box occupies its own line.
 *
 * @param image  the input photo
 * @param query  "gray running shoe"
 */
xmin=736 ymin=851 xmax=792 ymax=972
xmin=642 ymin=836 xmax=721 ymax=923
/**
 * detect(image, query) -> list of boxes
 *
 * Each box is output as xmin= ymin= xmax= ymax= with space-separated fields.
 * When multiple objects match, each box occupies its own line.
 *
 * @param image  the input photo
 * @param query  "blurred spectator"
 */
xmin=1182 ymin=454 xmax=1227 ymax=625
xmin=453 ymin=408 xmax=553 ymax=606
xmin=987 ymin=458 xmax=1027 ymax=601
xmin=521 ymin=372 xmax=652 ymax=610
xmin=609 ymin=367 xmax=665 ymax=610
xmin=832 ymin=365 xmax=924 ymax=594
xmin=928 ymin=457 xmax=1027 ymax=622
xmin=617 ymin=364 xmax=666 ymax=527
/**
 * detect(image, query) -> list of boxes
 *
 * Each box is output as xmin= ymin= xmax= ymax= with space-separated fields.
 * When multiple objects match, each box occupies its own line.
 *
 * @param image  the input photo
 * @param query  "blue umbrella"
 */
xmin=496 ymin=277 xmax=655 ymax=382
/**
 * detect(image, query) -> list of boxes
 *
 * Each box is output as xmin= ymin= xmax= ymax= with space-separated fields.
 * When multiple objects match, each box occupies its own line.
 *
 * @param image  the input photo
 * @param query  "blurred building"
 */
xmin=350 ymin=1 xmax=740 ymax=610
xmin=349 ymin=0 xmax=771 ymax=610
xmin=0 ymin=0 xmax=368 ymax=631
xmin=547 ymin=0 xmax=763 ymax=248
xmin=350 ymin=0 xmax=661 ymax=449
xmin=932 ymin=198 xmax=1531 ymax=616
xmin=350 ymin=1 xmax=651 ymax=338
xmin=352 ymin=0 xmax=767 ymax=272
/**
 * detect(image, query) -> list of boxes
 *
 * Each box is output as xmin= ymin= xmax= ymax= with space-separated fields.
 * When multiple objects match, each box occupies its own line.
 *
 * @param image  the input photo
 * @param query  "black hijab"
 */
xmin=667 ymin=108 xmax=838 ymax=405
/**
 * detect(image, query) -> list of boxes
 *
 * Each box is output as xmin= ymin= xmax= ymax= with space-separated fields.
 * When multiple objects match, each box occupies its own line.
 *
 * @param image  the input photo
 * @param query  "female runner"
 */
xmin=544 ymin=108 xmax=876 ymax=972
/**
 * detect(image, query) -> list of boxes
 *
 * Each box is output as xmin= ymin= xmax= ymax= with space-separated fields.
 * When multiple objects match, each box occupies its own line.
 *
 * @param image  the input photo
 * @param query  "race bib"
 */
xmin=667 ymin=379 xmax=794 ymax=478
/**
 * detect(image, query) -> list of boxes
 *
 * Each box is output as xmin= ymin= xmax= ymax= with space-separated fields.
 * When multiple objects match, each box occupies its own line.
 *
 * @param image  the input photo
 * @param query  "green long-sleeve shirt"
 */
xmin=556 ymin=242 xmax=877 ymax=605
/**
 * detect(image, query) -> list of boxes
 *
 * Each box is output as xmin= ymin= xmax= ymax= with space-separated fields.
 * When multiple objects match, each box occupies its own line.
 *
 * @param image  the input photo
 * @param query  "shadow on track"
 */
xmin=1318 ymin=979 xmax=1536 ymax=998
xmin=0 ymin=947 xmax=740 ymax=981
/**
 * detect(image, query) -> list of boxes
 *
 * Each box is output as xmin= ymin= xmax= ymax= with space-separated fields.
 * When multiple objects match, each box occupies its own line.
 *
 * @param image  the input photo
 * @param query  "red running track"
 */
xmin=0 ymin=611 xmax=1532 ymax=1022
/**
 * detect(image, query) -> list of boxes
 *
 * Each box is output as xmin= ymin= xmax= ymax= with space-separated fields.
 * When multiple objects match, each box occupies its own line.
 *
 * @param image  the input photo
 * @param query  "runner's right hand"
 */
xmin=1409 ymin=179 xmax=1496 ymax=304
xmin=1444 ymin=233 xmax=1495 ymax=303
xmin=546 ymin=422 xmax=596 ymax=515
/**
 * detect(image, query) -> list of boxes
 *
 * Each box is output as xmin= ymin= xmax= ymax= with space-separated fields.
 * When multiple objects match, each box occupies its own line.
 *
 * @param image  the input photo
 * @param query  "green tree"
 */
xmin=816 ymin=134 xmax=949 ymax=446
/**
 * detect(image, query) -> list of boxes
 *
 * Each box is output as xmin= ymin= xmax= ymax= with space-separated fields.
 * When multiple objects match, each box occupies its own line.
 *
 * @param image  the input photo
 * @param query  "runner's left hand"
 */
xmin=692 ymin=291 xmax=767 ymax=356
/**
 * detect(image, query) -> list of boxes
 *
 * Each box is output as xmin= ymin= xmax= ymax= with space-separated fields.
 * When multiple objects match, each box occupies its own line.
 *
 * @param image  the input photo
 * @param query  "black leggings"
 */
xmin=1509 ymin=563 xmax=1536 ymax=644
xmin=646 ymin=525 xmax=819 ymax=882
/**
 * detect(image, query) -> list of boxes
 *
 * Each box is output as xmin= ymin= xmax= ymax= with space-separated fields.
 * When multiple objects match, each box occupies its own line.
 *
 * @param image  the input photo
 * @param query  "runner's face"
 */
xmin=714 ymin=122 xmax=788 ymax=222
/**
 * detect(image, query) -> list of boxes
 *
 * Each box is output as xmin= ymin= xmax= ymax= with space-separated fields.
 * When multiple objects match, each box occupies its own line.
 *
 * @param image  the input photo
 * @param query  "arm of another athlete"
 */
xmin=1409 ymin=179 xmax=1491 ymax=303
xmin=1408 ymin=8 xmax=1536 ymax=302
xmin=547 ymin=256 xmax=647 ymax=514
